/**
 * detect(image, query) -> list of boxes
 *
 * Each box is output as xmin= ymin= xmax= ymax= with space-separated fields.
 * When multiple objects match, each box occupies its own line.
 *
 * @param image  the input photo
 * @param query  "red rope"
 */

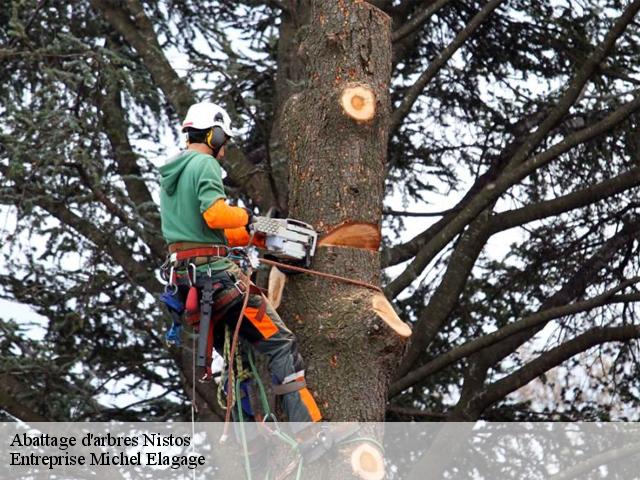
xmin=260 ymin=258 xmax=383 ymax=293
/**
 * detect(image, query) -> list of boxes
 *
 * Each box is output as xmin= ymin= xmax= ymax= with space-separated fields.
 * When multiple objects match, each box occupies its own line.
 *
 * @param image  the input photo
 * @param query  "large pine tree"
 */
xmin=2 ymin=0 xmax=640 ymax=426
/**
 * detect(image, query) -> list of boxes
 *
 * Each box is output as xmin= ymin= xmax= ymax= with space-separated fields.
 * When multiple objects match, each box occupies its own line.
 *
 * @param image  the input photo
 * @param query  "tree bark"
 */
xmin=276 ymin=0 xmax=404 ymax=424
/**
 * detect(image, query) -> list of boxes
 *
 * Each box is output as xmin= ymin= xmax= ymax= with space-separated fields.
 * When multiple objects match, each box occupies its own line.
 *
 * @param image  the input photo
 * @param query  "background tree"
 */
xmin=2 ymin=0 xmax=640 ymax=426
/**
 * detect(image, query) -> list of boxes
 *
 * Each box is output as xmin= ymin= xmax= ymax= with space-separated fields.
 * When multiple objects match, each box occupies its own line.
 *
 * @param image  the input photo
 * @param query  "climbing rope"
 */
xmin=220 ymin=266 xmax=253 ymax=443
xmin=259 ymin=258 xmax=383 ymax=294
xmin=164 ymin=245 xmax=386 ymax=478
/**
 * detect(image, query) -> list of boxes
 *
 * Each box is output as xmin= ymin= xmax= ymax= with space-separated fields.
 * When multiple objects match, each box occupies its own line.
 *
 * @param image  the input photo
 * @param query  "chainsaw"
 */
xmin=250 ymin=216 xmax=318 ymax=267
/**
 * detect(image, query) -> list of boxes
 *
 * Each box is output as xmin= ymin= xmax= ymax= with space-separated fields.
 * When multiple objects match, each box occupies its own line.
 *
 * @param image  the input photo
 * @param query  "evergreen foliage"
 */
xmin=1 ymin=0 xmax=640 ymax=422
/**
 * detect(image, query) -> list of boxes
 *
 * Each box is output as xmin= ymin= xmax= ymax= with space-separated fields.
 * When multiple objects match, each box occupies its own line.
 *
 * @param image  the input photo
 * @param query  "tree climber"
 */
xmin=158 ymin=102 xmax=322 ymax=426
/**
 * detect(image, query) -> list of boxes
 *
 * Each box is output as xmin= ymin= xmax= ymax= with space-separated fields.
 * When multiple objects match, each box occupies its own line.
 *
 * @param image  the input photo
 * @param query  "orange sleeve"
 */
xmin=224 ymin=227 xmax=266 ymax=248
xmin=203 ymin=199 xmax=249 ymax=229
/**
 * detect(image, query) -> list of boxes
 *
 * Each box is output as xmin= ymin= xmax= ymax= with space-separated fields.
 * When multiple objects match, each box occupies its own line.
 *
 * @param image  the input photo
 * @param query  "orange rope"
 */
xmin=260 ymin=258 xmax=383 ymax=294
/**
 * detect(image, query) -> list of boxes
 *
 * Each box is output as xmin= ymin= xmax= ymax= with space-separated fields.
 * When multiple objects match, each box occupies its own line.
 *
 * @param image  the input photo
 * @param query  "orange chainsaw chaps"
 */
xmin=243 ymin=306 xmax=278 ymax=339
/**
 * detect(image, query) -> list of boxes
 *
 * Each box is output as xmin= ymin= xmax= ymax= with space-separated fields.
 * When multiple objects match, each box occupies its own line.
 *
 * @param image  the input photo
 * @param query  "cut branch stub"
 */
xmin=372 ymin=294 xmax=412 ymax=338
xmin=340 ymin=84 xmax=376 ymax=122
xmin=351 ymin=442 xmax=385 ymax=480
xmin=318 ymin=222 xmax=381 ymax=250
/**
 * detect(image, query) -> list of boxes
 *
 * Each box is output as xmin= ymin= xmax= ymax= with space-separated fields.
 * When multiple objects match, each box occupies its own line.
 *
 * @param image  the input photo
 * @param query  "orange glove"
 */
xmin=224 ymin=227 xmax=266 ymax=248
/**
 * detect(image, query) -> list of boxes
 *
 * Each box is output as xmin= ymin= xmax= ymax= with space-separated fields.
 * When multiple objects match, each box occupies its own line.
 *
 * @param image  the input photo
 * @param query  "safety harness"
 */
xmin=159 ymin=243 xmax=384 ymax=479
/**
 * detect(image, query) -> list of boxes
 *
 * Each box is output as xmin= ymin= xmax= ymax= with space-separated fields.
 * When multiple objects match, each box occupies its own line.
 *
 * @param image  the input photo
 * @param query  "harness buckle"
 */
xmin=234 ymin=280 xmax=247 ymax=295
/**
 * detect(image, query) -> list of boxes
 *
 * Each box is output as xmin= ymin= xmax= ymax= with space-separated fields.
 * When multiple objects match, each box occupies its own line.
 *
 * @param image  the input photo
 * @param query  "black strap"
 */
xmin=197 ymin=276 xmax=215 ymax=368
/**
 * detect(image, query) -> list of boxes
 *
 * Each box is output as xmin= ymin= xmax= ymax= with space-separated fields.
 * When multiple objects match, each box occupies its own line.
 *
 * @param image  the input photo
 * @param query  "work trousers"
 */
xmin=173 ymin=263 xmax=322 ymax=425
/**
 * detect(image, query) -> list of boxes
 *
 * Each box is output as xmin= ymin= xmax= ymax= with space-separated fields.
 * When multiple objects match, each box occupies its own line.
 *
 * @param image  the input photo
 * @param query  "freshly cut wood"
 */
xmin=372 ymin=294 xmax=412 ymax=338
xmin=268 ymin=266 xmax=287 ymax=310
xmin=318 ymin=222 xmax=380 ymax=250
xmin=340 ymin=84 xmax=376 ymax=122
xmin=351 ymin=443 xmax=385 ymax=480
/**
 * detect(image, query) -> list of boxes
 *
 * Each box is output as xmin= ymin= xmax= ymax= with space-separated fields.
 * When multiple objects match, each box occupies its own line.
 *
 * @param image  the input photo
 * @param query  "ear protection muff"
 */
xmin=205 ymin=126 xmax=227 ymax=155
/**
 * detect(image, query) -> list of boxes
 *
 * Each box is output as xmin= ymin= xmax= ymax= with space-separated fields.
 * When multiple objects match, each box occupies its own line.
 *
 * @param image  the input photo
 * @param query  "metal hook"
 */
xmin=188 ymin=263 xmax=197 ymax=287
xmin=164 ymin=265 xmax=178 ymax=294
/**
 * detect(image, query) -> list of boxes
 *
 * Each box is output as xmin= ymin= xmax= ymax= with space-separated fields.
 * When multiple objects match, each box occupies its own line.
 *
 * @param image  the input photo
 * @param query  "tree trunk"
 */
xmin=276 ymin=0 xmax=404 ymax=423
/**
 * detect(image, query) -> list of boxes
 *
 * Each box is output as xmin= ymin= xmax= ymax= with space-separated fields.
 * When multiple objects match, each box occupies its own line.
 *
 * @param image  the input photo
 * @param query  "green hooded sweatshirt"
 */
xmin=159 ymin=150 xmax=231 ymax=270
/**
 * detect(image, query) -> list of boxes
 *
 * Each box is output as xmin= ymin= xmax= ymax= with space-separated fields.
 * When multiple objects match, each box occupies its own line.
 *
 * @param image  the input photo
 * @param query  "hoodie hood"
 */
xmin=159 ymin=151 xmax=199 ymax=196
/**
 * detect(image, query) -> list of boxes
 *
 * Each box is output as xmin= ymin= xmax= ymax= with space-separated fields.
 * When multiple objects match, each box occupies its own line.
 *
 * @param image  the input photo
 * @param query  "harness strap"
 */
xmin=197 ymin=276 xmax=215 ymax=368
xmin=273 ymin=379 xmax=307 ymax=395
xmin=168 ymin=242 xmax=229 ymax=253
xmin=170 ymin=247 xmax=230 ymax=262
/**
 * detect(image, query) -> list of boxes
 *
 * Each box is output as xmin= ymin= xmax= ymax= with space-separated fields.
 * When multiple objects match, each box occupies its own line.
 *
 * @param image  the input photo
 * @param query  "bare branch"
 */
xmin=385 ymin=93 xmax=640 ymax=298
xmin=390 ymin=0 xmax=505 ymax=134
xmin=490 ymin=166 xmax=640 ymax=233
xmin=383 ymin=208 xmax=452 ymax=217
xmin=390 ymin=281 xmax=640 ymax=397
xmin=392 ymin=0 xmax=452 ymax=43
xmin=501 ymin=0 xmax=640 ymax=170
xmin=395 ymin=212 xmax=493 ymax=375
xmin=384 ymin=3 xmax=640 ymax=282
xmin=478 ymin=324 xmax=640 ymax=410
xmin=447 ymin=219 xmax=640 ymax=419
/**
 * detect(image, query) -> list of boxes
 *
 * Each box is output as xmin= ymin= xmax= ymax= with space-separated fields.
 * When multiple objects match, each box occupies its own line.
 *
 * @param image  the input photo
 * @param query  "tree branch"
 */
xmin=382 ymin=108 xmax=553 ymax=268
xmin=383 ymin=208 xmax=453 ymax=217
xmin=391 ymin=0 xmax=452 ymax=43
xmin=384 ymin=2 xmax=640 ymax=280
xmin=390 ymin=281 xmax=640 ymax=396
xmin=478 ymin=324 xmax=640 ymax=410
xmin=28 ymin=192 xmax=160 ymax=293
xmin=549 ymin=442 xmax=640 ymax=480
xmin=91 ymin=0 xmax=279 ymax=210
xmin=98 ymin=81 xmax=162 ymax=230
xmin=390 ymin=0 xmax=505 ymax=134
xmin=0 ymin=374 xmax=51 ymax=422
xmin=90 ymin=0 xmax=194 ymax=116
xmin=447 ymin=218 xmax=640 ymax=419
xmin=395 ymin=211 xmax=493 ymax=376
xmin=384 ymin=93 xmax=640 ymax=298
xmin=501 ymin=0 xmax=640 ymax=171
xmin=490 ymin=166 xmax=640 ymax=233
xmin=71 ymin=162 xmax=165 ymax=259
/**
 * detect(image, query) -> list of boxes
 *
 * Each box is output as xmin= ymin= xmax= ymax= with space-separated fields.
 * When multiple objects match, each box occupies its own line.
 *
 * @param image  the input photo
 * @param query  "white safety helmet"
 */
xmin=181 ymin=102 xmax=236 ymax=137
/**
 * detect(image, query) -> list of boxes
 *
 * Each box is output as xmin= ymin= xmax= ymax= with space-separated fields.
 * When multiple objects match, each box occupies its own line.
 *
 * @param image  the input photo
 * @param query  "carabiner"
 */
xmin=188 ymin=262 xmax=197 ymax=287
xmin=164 ymin=265 xmax=178 ymax=294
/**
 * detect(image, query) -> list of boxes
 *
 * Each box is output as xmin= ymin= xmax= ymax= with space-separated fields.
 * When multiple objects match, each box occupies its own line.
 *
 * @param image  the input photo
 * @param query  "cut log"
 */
xmin=351 ymin=443 xmax=385 ymax=480
xmin=318 ymin=222 xmax=380 ymax=250
xmin=268 ymin=266 xmax=287 ymax=310
xmin=372 ymin=294 xmax=412 ymax=338
xmin=340 ymin=84 xmax=376 ymax=122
